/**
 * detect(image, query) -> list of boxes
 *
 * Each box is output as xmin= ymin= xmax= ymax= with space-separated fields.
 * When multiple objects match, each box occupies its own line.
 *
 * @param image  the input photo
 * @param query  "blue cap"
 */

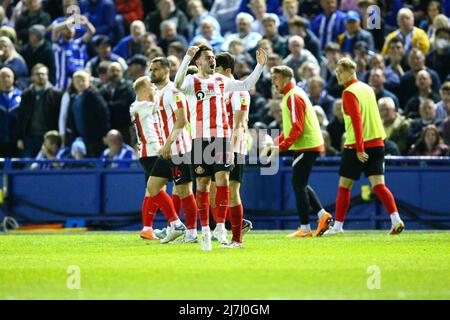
xmin=345 ymin=11 xmax=361 ymax=23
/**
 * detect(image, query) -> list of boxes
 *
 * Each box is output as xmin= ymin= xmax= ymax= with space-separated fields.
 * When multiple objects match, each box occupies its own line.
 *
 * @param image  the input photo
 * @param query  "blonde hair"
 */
xmin=270 ymin=65 xmax=294 ymax=79
xmin=336 ymin=57 xmax=357 ymax=71
xmin=430 ymin=14 xmax=450 ymax=48
xmin=73 ymin=70 xmax=91 ymax=81
xmin=133 ymin=76 xmax=151 ymax=92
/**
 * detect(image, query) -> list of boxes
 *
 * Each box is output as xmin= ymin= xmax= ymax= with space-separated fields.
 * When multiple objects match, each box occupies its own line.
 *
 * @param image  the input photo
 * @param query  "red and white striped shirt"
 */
xmin=155 ymin=82 xmax=192 ymax=156
xmin=224 ymin=91 xmax=250 ymax=155
xmin=129 ymin=100 xmax=163 ymax=158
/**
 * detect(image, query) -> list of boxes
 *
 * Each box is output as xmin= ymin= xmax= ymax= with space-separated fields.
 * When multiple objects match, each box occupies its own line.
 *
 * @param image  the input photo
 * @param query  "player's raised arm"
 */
xmin=224 ymin=48 xmax=267 ymax=92
xmin=174 ymin=46 xmax=198 ymax=93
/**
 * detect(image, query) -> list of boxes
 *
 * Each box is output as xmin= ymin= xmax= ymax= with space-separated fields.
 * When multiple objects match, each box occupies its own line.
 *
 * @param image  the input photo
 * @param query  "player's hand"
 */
xmin=357 ymin=151 xmax=369 ymax=163
xmin=158 ymin=144 xmax=172 ymax=159
xmin=267 ymin=146 xmax=279 ymax=163
xmin=256 ymin=48 xmax=268 ymax=65
xmin=260 ymin=144 xmax=271 ymax=158
xmin=186 ymin=46 xmax=199 ymax=58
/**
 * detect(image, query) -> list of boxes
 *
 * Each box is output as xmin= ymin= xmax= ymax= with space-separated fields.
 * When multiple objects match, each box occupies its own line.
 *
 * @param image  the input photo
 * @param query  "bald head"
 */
xmin=397 ymin=8 xmax=414 ymax=33
xmin=379 ymin=97 xmax=397 ymax=123
xmin=0 ymin=67 xmax=14 ymax=91
xmin=108 ymin=62 xmax=123 ymax=82
xmin=288 ymin=35 xmax=304 ymax=56
xmin=106 ymin=129 xmax=123 ymax=153
xmin=130 ymin=20 xmax=146 ymax=41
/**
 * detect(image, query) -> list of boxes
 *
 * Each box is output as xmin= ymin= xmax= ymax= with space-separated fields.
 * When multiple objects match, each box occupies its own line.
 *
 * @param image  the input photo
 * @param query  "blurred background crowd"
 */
xmin=0 ymin=0 xmax=449 ymax=170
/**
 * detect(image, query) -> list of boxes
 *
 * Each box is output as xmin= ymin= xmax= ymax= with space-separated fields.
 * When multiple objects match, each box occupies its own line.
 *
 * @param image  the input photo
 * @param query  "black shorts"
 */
xmin=339 ymin=147 xmax=385 ymax=180
xmin=190 ymin=138 xmax=234 ymax=178
xmin=139 ymin=156 xmax=158 ymax=185
xmin=211 ymin=153 xmax=245 ymax=183
xmin=150 ymin=156 xmax=193 ymax=185
xmin=290 ymin=151 xmax=319 ymax=187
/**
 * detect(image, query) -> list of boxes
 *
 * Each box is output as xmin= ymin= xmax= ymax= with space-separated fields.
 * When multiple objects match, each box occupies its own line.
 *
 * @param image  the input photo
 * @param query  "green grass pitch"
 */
xmin=0 ymin=231 xmax=449 ymax=300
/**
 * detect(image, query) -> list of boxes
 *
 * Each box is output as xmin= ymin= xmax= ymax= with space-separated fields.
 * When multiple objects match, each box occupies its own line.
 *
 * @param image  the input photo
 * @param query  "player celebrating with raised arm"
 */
xmin=174 ymin=44 xmax=267 ymax=250
xmin=264 ymin=66 xmax=332 ymax=238
xmin=209 ymin=52 xmax=253 ymax=248
xmin=148 ymin=57 xmax=199 ymax=244
xmin=131 ymin=76 xmax=186 ymax=243
xmin=322 ymin=58 xmax=405 ymax=236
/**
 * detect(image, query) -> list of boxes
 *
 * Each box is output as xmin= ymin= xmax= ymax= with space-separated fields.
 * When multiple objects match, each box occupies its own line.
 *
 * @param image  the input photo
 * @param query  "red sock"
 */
xmin=229 ymin=204 xmax=243 ymax=243
xmin=211 ymin=206 xmax=218 ymax=223
xmin=335 ymin=186 xmax=351 ymax=222
xmin=142 ymin=196 xmax=157 ymax=228
xmin=196 ymin=191 xmax=210 ymax=227
xmin=215 ymin=186 xmax=229 ymax=224
xmin=226 ymin=207 xmax=231 ymax=223
xmin=172 ymin=194 xmax=182 ymax=216
xmin=151 ymin=191 xmax=178 ymax=223
xmin=181 ymin=194 xmax=197 ymax=229
xmin=373 ymin=184 xmax=398 ymax=214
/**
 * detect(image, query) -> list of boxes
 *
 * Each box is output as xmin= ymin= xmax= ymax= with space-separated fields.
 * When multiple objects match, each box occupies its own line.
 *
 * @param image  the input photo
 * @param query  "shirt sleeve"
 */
xmin=223 ymin=64 xmax=263 ymax=92
xmin=170 ymin=89 xmax=187 ymax=111
xmin=278 ymin=94 xmax=307 ymax=152
xmin=231 ymin=91 xmax=250 ymax=112
xmin=342 ymin=90 xmax=364 ymax=152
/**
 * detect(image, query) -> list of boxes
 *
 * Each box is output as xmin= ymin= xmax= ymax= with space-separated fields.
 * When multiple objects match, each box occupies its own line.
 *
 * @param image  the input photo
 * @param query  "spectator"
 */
xmin=125 ymin=54 xmax=148 ymax=82
xmin=398 ymin=49 xmax=441 ymax=107
xmin=145 ymin=46 xmax=165 ymax=62
xmin=167 ymin=41 xmax=186 ymax=61
xmin=48 ymin=0 xmax=88 ymax=40
xmin=261 ymin=13 xmax=287 ymax=58
xmin=357 ymin=0 xmax=386 ymax=51
xmin=287 ymin=16 xmax=321 ymax=61
xmin=338 ymin=10 xmax=374 ymax=55
xmin=30 ymin=130 xmax=69 ymax=169
xmin=326 ymin=98 xmax=345 ymax=151
xmin=320 ymin=130 xmax=340 ymax=156
xmin=229 ymin=38 xmax=255 ymax=68
xmin=278 ymin=0 xmax=299 ymax=36
xmin=0 ymin=26 xmax=18 ymax=46
xmin=308 ymin=76 xmax=335 ymax=119
xmin=404 ymin=70 xmax=441 ymax=119
xmin=113 ymin=20 xmax=146 ymax=60
xmin=51 ymin=15 xmax=95 ymax=90
xmin=314 ymin=105 xmax=329 ymax=130
xmin=353 ymin=41 xmax=371 ymax=76
xmin=145 ymin=0 xmax=189 ymax=40
xmin=18 ymin=64 xmax=63 ymax=158
xmin=234 ymin=56 xmax=251 ymax=80
xmin=443 ymin=117 xmax=450 ymax=146
xmin=186 ymin=0 xmax=221 ymax=40
xmin=0 ymin=36 xmax=29 ymax=89
xmin=0 ymin=67 xmax=22 ymax=158
xmin=15 ymin=0 xmax=52 ymax=45
xmin=114 ymin=0 xmax=143 ymax=28
xmin=381 ymin=8 xmax=430 ymax=56
xmin=311 ymin=0 xmax=347 ymax=51
xmin=419 ymin=0 xmax=442 ymax=40
xmin=21 ymin=24 xmax=56 ymax=85
xmin=210 ymin=0 xmax=240 ymax=35
xmin=320 ymin=42 xmax=343 ymax=98
xmin=100 ymin=129 xmax=135 ymax=168
xmin=429 ymin=14 xmax=449 ymax=50
xmin=379 ymin=97 xmax=411 ymax=155
xmin=368 ymin=67 xmax=400 ymax=111
xmin=256 ymin=52 xmax=281 ymax=99
xmin=296 ymin=61 xmax=320 ymax=94
xmin=383 ymin=37 xmax=408 ymax=95
xmin=99 ymin=62 xmax=134 ymax=145
xmin=221 ymin=12 xmax=262 ymax=52
xmin=426 ymin=27 xmax=450 ymax=83
xmin=80 ymin=0 xmax=118 ymax=43
xmin=86 ymin=35 xmax=128 ymax=78
xmin=408 ymin=99 xmax=440 ymax=147
xmin=0 ymin=6 xmax=11 ymax=27
xmin=282 ymin=36 xmax=319 ymax=82
xmin=384 ymin=139 xmax=401 ymax=156
xmin=139 ymin=32 xmax=157 ymax=56
xmin=436 ymin=82 xmax=450 ymax=123
xmin=190 ymin=18 xmax=224 ymax=53
xmin=167 ymin=55 xmax=180 ymax=81
xmin=158 ymin=20 xmax=188 ymax=55
xmin=409 ymin=124 xmax=449 ymax=156
xmin=65 ymin=70 xmax=110 ymax=157
xmin=248 ymin=0 xmax=267 ymax=35
xmin=93 ymin=60 xmax=111 ymax=89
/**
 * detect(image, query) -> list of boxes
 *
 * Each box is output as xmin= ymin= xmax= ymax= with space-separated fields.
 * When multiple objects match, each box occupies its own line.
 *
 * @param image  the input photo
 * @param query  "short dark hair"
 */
xmin=151 ymin=57 xmax=170 ymax=69
xmin=288 ymin=16 xmax=308 ymax=29
xmin=271 ymin=65 xmax=294 ymax=79
xmin=168 ymin=41 xmax=186 ymax=53
xmin=435 ymin=27 xmax=450 ymax=38
xmin=31 ymin=63 xmax=48 ymax=75
xmin=388 ymin=36 xmax=404 ymax=48
xmin=192 ymin=44 xmax=213 ymax=66
xmin=324 ymin=42 xmax=341 ymax=53
xmin=215 ymin=52 xmax=235 ymax=72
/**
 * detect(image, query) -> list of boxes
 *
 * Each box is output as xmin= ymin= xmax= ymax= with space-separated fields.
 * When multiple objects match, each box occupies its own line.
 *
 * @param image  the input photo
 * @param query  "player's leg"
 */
xmin=369 ymin=175 xmax=405 ymax=234
xmin=172 ymin=187 xmax=182 ymax=216
xmin=174 ymin=182 xmax=199 ymax=243
xmin=196 ymin=176 xmax=213 ymax=250
xmin=139 ymin=157 xmax=159 ymax=240
xmin=148 ymin=159 xmax=186 ymax=243
xmin=308 ymin=185 xmax=333 ymax=237
xmin=324 ymin=176 xmax=354 ymax=235
xmin=212 ymin=170 xmax=231 ymax=244
xmin=226 ymin=180 xmax=244 ymax=246
xmin=287 ymin=152 xmax=316 ymax=238
xmin=209 ymin=180 xmax=218 ymax=223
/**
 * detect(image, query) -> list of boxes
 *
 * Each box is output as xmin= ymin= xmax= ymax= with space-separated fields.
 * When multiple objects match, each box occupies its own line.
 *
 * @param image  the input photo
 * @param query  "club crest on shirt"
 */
xmin=195 ymin=166 xmax=205 ymax=175
xmin=195 ymin=90 xmax=206 ymax=101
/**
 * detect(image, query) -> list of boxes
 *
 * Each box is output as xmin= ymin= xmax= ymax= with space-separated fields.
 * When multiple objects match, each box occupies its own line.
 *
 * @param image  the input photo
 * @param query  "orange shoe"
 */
xmin=286 ymin=228 xmax=313 ymax=238
xmin=140 ymin=229 xmax=158 ymax=240
xmin=315 ymin=211 xmax=333 ymax=237
xmin=389 ymin=222 xmax=405 ymax=235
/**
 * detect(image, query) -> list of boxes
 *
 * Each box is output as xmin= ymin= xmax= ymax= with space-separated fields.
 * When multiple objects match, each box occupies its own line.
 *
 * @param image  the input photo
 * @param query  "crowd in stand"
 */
xmin=0 ymin=0 xmax=449 ymax=169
